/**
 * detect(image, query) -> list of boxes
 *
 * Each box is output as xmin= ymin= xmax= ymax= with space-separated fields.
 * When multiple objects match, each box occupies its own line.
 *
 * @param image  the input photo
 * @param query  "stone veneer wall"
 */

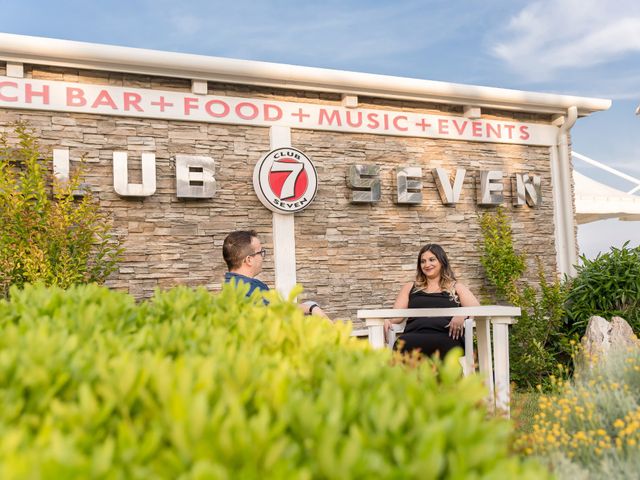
xmin=0 ymin=62 xmax=573 ymax=324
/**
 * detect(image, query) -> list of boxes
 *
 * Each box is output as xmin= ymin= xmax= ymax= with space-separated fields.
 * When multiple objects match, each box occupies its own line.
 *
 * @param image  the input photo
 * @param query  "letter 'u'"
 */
xmin=113 ymin=152 xmax=157 ymax=196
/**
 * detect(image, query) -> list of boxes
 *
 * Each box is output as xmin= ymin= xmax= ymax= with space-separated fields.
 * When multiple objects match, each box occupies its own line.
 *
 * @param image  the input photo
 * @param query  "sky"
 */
xmin=1 ymin=0 xmax=638 ymax=259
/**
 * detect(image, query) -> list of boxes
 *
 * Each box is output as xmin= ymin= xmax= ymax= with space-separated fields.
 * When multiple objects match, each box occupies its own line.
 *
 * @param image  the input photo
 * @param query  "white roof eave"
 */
xmin=0 ymin=33 xmax=611 ymax=116
xmin=573 ymin=171 xmax=640 ymax=224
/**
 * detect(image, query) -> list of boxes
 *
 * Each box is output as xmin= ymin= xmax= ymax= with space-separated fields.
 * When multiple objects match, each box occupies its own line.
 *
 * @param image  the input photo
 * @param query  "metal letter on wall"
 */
xmin=53 ymin=148 xmax=87 ymax=196
xmin=432 ymin=168 xmax=466 ymax=205
xmin=53 ymin=148 xmax=70 ymax=195
xmin=113 ymin=151 xmax=157 ymax=197
xmin=175 ymin=155 xmax=216 ymax=198
xmin=478 ymin=170 xmax=504 ymax=205
xmin=395 ymin=167 xmax=422 ymax=204
xmin=347 ymin=165 xmax=381 ymax=203
xmin=512 ymin=173 xmax=541 ymax=207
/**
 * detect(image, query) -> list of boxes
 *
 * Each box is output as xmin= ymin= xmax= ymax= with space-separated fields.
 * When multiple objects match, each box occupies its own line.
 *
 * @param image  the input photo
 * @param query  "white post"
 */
xmin=475 ymin=317 xmax=495 ymax=412
xmin=269 ymin=126 xmax=297 ymax=298
xmin=462 ymin=318 xmax=475 ymax=376
xmin=549 ymin=144 xmax=568 ymax=276
xmin=365 ymin=318 xmax=386 ymax=349
xmin=492 ymin=317 xmax=512 ymax=418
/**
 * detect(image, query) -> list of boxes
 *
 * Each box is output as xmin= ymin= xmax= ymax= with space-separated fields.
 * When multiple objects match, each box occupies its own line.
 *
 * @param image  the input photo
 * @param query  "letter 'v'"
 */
xmin=432 ymin=168 xmax=466 ymax=204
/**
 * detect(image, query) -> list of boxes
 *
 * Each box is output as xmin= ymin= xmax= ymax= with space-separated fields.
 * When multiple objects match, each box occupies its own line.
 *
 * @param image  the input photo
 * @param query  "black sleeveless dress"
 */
xmin=394 ymin=287 xmax=463 ymax=358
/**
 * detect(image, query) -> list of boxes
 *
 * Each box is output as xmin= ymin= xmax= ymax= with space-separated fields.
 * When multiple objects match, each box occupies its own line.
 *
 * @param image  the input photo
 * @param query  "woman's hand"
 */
xmin=385 ymin=281 xmax=412 ymax=343
xmin=446 ymin=316 xmax=465 ymax=340
xmin=384 ymin=319 xmax=392 ymax=342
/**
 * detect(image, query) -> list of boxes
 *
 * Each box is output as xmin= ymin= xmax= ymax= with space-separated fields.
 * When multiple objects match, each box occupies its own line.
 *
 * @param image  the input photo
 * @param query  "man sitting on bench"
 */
xmin=222 ymin=229 xmax=330 ymax=319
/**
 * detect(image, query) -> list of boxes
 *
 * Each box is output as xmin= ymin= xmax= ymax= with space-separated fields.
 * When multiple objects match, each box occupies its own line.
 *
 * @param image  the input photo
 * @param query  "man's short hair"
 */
xmin=223 ymin=230 xmax=258 ymax=270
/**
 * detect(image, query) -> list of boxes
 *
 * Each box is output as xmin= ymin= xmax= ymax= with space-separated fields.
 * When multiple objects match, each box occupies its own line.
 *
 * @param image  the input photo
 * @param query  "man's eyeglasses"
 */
xmin=248 ymin=249 xmax=266 ymax=259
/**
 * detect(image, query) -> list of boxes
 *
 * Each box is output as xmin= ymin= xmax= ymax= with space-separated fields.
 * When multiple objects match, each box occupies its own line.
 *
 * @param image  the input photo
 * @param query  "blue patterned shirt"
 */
xmin=224 ymin=272 xmax=270 ymax=298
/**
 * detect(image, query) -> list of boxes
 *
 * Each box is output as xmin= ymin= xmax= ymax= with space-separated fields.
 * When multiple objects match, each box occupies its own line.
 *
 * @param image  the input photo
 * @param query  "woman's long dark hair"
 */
xmin=414 ymin=243 xmax=457 ymax=297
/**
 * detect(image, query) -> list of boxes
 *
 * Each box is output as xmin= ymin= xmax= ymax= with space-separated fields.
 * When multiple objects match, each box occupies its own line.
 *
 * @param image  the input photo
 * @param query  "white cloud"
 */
xmin=492 ymin=0 xmax=640 ymax=80
xmin=150 ymin=0 xmax=484 ymax=72
xmin=169 ymin=14 xmax=204 ymax=36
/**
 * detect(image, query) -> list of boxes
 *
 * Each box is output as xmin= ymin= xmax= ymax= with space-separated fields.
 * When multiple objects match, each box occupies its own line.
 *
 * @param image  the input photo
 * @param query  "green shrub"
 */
xmin=479 ymin=208 xmax=572 ymax=389
xmin=0 ymin=123 xmax=122 ymax=296
xmin=0 ymin=283 xmax=549 ymax=479
xmin=478 ymin=208 xmax=526 ymax=300
xmin=508 ymin=263 xmax=572 ymax=388
xmin=566 ymin=242 xmax=640 ymax=337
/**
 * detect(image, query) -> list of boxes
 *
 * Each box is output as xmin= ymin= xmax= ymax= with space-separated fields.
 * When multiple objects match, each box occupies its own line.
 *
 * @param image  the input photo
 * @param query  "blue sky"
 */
xmin=1 ymin=0 xmax=638 ymax=258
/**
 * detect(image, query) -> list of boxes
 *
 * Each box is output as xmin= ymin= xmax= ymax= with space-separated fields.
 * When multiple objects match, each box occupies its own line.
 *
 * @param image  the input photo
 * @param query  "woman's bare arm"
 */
xmin=385 ymin=281 xmax=413 ymax=340
xmin=455 ymin=282 xmax=480 ymax=307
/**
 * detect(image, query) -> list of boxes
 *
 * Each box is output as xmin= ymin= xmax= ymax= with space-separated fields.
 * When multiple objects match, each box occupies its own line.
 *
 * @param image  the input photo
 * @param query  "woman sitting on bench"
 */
xmin=385 ymin=243 xmax=480 ymax=358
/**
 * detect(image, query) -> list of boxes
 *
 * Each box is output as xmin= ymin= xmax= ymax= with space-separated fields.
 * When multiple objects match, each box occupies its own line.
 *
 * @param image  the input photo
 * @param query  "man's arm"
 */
xmin=300 ymin=301 xmax=331 ymax=321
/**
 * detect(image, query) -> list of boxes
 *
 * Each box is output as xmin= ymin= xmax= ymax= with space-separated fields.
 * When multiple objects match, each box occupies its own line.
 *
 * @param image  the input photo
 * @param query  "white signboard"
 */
xmin=0 ymin=76 xmax=558 ymax=145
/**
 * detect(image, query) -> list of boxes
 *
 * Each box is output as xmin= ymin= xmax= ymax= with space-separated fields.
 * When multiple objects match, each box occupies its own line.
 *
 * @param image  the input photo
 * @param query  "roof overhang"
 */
xmin=0 ymin=33 xmax=611 ymax=116
xmin=574 ymin=171 xmax=640 ymax=224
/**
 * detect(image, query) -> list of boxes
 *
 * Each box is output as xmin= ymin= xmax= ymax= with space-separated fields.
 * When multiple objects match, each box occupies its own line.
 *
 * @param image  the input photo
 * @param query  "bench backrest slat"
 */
xmin=356 ymin=306 xmax=521 ymax=319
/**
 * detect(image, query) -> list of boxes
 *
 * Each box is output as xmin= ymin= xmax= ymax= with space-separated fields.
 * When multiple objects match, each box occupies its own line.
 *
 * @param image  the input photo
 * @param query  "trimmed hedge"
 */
xmin=0 ymin=284 xmax=548 ymax=479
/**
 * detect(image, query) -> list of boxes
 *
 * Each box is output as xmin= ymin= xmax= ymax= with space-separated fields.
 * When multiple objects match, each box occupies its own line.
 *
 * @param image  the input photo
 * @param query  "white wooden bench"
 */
xmin=386 ymin=317 xmax=478 ymax=375
xmin=356 ymin=306 xmax=520 ymax=417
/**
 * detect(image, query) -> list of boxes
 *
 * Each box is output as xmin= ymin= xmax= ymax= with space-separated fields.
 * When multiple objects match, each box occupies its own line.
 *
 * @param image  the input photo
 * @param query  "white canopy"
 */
xmin=573 ymin=171 xmax=640 ymax=224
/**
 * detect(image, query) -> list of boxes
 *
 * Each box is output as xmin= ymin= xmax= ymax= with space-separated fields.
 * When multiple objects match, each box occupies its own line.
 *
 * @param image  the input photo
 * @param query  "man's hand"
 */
xmin=310 ymin=305 xmax=330 ymax=319
xmin=300 ymin=301 xmax=331 ymax=321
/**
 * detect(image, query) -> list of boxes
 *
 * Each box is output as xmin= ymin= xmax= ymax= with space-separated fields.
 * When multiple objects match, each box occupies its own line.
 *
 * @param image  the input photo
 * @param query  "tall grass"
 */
xmin=516 ymin=347 xmax=640 ymax=479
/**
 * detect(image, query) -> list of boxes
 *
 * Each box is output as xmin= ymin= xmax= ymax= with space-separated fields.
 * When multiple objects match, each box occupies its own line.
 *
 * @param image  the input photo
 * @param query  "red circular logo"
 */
xmin=253 ymin=147 xmax=318 ymax=213
xmin=268 ymin=158 xmax=309 ymax=201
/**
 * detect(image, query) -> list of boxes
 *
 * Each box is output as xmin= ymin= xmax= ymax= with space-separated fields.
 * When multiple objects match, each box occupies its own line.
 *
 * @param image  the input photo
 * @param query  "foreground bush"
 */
xmin=516 ymin=348 xmax=640 ymax=479
xmin=566 ymin=242 xmax=640 ymax=337
xmin=0 ymin=284 xmax=547 ymax=479
xmin=0 ymin=123 xmax=122 ymax=297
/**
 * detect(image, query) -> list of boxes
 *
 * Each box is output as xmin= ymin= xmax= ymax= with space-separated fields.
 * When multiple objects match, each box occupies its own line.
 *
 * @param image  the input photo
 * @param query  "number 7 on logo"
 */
xmin=271 ymin=160 xmax=304 ymax=199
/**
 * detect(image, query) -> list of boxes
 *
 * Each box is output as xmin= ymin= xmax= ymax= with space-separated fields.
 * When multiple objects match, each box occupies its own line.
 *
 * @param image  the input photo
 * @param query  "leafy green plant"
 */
xmin=479 ymin=209 xmax=572 ymax=389
xmin=0 ymin=123 xmax=122 ymax=296
xmin=479 ymin=207 xmax=526 ymax=300
xmin=508 ymin=262 xmax=572 ymax=388
xmin=0 ymin=283 xmax=550 ymax=478
xmin=566 ymin=242 xmax=640 ymax=337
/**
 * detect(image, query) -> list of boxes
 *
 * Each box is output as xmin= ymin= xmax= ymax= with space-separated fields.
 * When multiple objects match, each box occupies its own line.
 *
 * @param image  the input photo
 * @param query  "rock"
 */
xmin=581 ymin=316 xmax=611 ymax=362
xmin=579 ymin=316 xmax=640 ymax=369
xmin=610 ymin=316 xmax=639 ymax=351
